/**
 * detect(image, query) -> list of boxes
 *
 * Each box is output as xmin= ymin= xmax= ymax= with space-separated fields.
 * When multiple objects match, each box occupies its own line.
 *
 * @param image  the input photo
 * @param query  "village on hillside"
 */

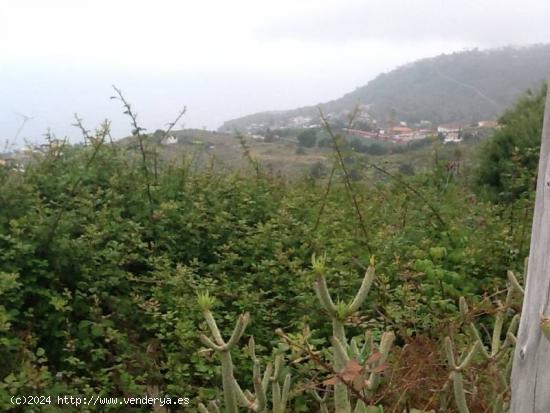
xmin=1 ymin=105 xmax=500 ymax=173
xmin=236 ymin=105 xmax=499 ymax=145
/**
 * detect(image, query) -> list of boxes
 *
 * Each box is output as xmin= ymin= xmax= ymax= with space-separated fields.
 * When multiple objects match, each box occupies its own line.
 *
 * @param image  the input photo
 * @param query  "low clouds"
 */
xmin=259 ymin=0 xmax=550 ymax=47
xmin=1 ymin=0 xmax=549 ymax=144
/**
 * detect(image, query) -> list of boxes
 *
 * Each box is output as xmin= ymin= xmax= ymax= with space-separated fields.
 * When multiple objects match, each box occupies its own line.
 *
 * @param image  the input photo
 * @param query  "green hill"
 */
xmin=220 ymin=44 xmax=550 ymax=131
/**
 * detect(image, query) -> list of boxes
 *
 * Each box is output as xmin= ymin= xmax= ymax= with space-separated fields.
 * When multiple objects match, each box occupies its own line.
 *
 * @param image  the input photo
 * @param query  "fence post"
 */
xmin=510 ymin=81 xmax=550 ymax=412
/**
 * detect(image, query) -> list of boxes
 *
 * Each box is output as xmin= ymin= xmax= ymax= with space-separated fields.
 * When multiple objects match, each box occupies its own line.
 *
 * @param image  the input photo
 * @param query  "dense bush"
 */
xmin=0 ymin=112 xmax=533 ymax=411
xmin=477 ymin=85 xmax=547 ymax=202
xmin=297 ymin=129 xmax=318 ymax=148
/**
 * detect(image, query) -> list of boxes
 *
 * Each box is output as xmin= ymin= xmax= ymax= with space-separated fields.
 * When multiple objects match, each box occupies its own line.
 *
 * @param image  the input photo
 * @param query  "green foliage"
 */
xmin=0 ymin=101 xmax=534 ymax=411
xmin=350 ymin=140 xmax=389 ymax=156
xmin=477 ymin=84 xmax=547 ymax=202
xmin=297 ymin=129 xmax=318 ymax=148
xmin=398 ymin=163 xmax=415 ymax=176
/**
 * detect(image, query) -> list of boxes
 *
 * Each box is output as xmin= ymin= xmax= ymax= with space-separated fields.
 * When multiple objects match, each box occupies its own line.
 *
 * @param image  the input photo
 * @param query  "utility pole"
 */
xmin=510 ymin=80 xmax=550 ymax=411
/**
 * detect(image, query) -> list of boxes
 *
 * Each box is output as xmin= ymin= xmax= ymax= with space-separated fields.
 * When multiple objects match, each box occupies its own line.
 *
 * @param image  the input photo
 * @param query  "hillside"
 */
xmin=115 ymin=128 xmax=332 ymax=176
xmin=220 ymin=44 xmax=550 ymax=132
xmin=110 ymin=125 xmax=490 ymax=182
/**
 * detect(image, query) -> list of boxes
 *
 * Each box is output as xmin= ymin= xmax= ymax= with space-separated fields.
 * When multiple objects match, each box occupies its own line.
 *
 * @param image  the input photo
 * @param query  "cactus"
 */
xmin=464 ymin=270 xmax=522 ymax=413
xmin=197 ymin=296 xmax=291 ymax=413
xmin=312 ymin=389 xmax=330 ymax=413
xmin=444 ymin=336 xmax=480 ymax=413
xmin=260 ymin=347 xmax=291 ymax=413
xmin=365 ymin=332 xmax=395 ymax=395
xmin=446 ymin=269 xmax=523 ymax=413
xmin=198 ymin=401 xmax=221 ymax=413
xmin=312 ymin=254 xmax=394 ymax=413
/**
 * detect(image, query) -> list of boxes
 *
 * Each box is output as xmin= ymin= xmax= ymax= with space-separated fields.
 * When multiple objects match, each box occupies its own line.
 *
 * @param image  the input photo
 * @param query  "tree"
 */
xmin=297 ymin=129 xmax=317 ymax=147
xmin=476 ymin=85 xmax=546 ymax=202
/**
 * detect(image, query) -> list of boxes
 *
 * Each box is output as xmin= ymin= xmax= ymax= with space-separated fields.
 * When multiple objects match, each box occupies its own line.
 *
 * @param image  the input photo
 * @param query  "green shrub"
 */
xmin=477 ymin=84 xmax=546 ymax=202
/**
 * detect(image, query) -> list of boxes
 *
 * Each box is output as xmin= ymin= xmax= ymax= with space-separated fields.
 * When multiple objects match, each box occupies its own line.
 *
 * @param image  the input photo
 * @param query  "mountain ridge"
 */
xmin=219 ymin=44 xmax=550 ymax=132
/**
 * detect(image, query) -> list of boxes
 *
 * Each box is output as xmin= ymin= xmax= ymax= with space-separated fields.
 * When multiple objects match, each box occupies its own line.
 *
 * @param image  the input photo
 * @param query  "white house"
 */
xmin=443 ymin=131 xmax=462 ymax=143
xmin=437 ymin=122 xmax=462 ymax=134
xmin=161 ymin=135 xmax=178 ymax=145
xmin=438 ymin=123 xmax=463 ymax=143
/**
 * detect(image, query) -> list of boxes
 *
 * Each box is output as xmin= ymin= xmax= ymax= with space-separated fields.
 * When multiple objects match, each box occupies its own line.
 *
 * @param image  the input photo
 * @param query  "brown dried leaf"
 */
xmin=365 ymin=351 xmax=382 ymax=365
xmin=322 ymin=375 xmax=338 ymax=386
xmin=344 ymin=359 xmax=363 ymax=375
xmin=323 ymin=359 xmax=365 ymax=386
xmin=368 ymin=362 xmax=389 ymax=374
xmin=340 ymin=359 xmax=364 ymax=382
xmin=352 ymin=374 xmax=368 ymax=391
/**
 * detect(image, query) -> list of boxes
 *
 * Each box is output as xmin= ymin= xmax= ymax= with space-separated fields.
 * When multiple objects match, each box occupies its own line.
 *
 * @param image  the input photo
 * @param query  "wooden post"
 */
xmin=511 ymin=82 xmax=550 ymax=411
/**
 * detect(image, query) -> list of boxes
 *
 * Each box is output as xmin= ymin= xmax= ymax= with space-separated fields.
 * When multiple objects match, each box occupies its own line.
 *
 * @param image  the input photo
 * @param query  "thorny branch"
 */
xmin=367 ymin=162 xmax=447 ymax=229
xmin=276 ymin=328 xmax=375 ymax=407
xmin=319 ymin=108 xmax=372 ymax=254
xmin=111 ymin=85 xmax=155 ymax=215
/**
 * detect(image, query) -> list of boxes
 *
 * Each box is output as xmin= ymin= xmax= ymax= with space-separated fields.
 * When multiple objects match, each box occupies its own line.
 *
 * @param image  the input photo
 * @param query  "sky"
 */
xmin=1 ymin=0 xmax=550 ymax=148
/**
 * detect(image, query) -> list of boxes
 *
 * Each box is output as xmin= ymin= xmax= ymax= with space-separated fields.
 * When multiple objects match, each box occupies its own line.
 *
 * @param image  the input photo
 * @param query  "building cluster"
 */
xmin=243 ymin=116 xmax=320 ymax=133
xmin=238 ymin=105 xmax=498 ymax=145
xmin=344 ymin=126 xmax=434 ymax=143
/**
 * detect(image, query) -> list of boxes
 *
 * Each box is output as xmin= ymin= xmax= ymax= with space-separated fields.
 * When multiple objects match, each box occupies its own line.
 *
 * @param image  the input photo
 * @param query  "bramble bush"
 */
xmin=0 ymin=88 xmax=539 ymax=411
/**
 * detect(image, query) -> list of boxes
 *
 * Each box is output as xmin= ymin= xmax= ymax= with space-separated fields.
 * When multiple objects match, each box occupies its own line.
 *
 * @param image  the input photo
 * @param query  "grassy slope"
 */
xmin=118 ymin=128 xmax=487 ymax=180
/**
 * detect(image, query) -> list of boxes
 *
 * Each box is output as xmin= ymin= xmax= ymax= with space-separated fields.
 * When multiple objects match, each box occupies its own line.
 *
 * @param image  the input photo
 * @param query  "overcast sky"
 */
xmin=1 ymin=0 xmax=550 ymax=148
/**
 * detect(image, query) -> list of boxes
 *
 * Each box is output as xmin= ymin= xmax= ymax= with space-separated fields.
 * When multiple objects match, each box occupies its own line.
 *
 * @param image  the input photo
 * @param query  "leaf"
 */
xmin=352 ymin=374 xmax=367 ymax=391
xmin=322 ymin=375 xmax=338 ymax=386
xmin=91 ymin=324 xmax=103 ymax=337
xmin=365 ymin=351 xmax=382 ymax=365
xmin=324 ymin=359 xmax=365 ymax=386
xmin=344 ymin=359 xmax=363 ymax=375
xmin=368 ymin=362 xmax=389 ymax=374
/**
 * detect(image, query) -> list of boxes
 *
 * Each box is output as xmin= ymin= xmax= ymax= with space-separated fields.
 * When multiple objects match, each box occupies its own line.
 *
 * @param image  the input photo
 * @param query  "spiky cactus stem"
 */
xmin=366 ymin=331 xmax=395 ymax=395
xmin=198 ymin=296 xmax=292 ymax=413
xmin=312 ymin=390 xmax=329 ymax=413
xmin=199 ymin=309 xmax=250 ymax=413
xmin=444 ymin=336 xmax=480 ymax=413
xmin=272 ymin=373 xmax=291 ymax=413
xmin=312 ymin=254 xmax=378 ymax=413
xmin=448 ymin=272 xmax=523 ymax=413
xmin=455 ymin=272 xmax=523 ymax=412
xmin=198 ymin=401 xmax=221 ymax=413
